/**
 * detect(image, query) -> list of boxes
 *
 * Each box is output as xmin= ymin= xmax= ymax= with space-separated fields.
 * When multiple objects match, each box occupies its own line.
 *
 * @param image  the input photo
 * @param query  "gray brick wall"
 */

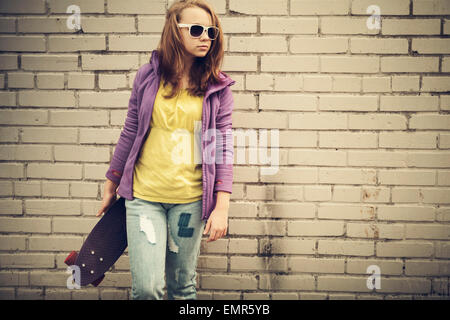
xmin=0 ymin=0 xmax=449 ymax=300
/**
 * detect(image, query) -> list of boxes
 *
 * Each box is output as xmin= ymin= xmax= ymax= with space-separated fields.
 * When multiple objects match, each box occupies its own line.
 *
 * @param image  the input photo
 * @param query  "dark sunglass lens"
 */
xmin=208 ymin=27 xmax=217 ymax=39
xmin=190 ymin=25 xmax=204 ymax=37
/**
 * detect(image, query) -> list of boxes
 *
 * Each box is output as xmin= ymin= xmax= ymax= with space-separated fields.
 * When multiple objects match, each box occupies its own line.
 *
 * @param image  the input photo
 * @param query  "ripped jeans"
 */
xmin=125 ymin=197 xmax=205 ymax=300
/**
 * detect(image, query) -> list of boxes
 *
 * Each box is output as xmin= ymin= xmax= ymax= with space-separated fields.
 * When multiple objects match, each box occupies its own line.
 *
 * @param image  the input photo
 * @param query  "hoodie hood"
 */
xmin=148 ymin=49 xmax=235 ymax=99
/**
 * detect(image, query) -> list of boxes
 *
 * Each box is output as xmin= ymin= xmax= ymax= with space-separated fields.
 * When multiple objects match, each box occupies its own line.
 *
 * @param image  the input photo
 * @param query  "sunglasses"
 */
xmin=177 ymin=23 xmax=219 ymax=40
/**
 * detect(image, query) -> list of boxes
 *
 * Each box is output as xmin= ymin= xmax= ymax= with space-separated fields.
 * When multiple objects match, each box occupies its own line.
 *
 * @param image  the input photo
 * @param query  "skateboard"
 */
xmin=64 ymin=196 xmax=127 ymax=287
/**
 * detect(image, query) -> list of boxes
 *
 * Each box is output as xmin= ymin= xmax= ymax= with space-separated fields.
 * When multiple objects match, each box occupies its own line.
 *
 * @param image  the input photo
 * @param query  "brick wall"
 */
xmin=0 ymin=0 xmax=449 ymax=300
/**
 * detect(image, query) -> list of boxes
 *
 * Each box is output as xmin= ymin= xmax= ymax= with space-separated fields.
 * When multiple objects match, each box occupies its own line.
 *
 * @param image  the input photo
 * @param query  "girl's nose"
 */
xmin=200 ymin=29 xmax=210 ymax=40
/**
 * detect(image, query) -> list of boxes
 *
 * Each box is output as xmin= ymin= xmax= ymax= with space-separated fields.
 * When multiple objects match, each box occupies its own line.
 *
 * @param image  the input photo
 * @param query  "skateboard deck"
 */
xmin=65 ymin=196 xmax=127 ymax=287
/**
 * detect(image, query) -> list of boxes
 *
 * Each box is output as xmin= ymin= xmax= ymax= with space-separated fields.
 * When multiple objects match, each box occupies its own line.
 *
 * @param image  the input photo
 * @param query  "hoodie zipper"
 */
xmin=201 ymin=96 xmax=207 ymax=221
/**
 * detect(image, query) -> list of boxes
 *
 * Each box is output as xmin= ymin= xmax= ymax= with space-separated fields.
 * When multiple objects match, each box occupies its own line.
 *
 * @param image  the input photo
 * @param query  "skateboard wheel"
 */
xmin=91 ymin=250 xmax=95 ymax=255
xmin=64 ymin=251 xmax=78 ymax=266
xmin=99 ymin=257 xmax=103 ymax=262
xmin=82 ymin=263 xmax=85 ymax=267
xmin=91 ymin=274 xmax=105 ymax=287
xmin=90 ymin=270 xmax=94 ymax=274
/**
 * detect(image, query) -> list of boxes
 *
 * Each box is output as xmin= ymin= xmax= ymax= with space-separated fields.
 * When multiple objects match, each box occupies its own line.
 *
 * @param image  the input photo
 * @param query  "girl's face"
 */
xmin=178 ymin=7 xmax=214 ymax=59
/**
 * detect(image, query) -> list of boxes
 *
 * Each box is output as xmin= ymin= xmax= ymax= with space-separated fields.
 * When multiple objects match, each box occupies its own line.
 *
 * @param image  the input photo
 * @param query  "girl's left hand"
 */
xmin=203 ymin=206 xmax=228 ymax=242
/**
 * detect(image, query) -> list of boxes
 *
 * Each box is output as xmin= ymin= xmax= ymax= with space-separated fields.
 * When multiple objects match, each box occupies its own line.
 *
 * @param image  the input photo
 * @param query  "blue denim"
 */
xmin=125 ymin=197 xmax=205 ymax=300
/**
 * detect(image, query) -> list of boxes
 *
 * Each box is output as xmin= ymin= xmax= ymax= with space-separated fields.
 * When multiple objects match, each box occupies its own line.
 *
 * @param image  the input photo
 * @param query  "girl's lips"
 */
xmin=198 ymin=46 xmax=208 ymax=49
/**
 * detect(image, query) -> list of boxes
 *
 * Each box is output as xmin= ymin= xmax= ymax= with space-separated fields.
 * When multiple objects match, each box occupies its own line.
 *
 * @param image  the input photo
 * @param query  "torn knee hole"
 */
xmin=139 ymin=216 xmax=156 ymax=244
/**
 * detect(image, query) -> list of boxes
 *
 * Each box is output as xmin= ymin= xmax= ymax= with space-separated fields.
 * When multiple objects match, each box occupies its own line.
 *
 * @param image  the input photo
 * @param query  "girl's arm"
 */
xmin=213 ymin=85 xmax=235 ymax=195
xmin=105 ymin=68 xmax=142 ymax=185
xmin=215 ymin=191 xmax=230 ymax=210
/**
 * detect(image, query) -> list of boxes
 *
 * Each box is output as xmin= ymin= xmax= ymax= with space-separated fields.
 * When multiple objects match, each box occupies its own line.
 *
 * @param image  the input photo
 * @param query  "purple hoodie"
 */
xmin=105 ymin=49 xmax=236 ymax=221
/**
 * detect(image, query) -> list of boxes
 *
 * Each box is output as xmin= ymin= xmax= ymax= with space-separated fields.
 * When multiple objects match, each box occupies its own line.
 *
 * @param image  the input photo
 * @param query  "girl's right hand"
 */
xmin=96 ymin=179 xmax=119 ymax=217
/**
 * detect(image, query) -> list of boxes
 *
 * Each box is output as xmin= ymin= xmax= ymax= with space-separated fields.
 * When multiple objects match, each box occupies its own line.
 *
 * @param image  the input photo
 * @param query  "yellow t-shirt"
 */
xmin=133 ymin=79 xmax=204 ymax=203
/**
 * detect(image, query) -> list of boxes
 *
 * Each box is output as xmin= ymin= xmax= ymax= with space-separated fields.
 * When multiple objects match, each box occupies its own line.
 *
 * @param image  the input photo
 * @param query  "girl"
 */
xmin=96 ymin=0 xmax=235 ymax=300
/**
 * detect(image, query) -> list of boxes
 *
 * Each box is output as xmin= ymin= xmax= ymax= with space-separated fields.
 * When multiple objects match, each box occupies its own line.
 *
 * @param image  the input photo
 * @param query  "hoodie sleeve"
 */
xmin=213 ymin=84 xmax=234 ymax=194
xmin=105 ymin=67 xmax=142 ymax=186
